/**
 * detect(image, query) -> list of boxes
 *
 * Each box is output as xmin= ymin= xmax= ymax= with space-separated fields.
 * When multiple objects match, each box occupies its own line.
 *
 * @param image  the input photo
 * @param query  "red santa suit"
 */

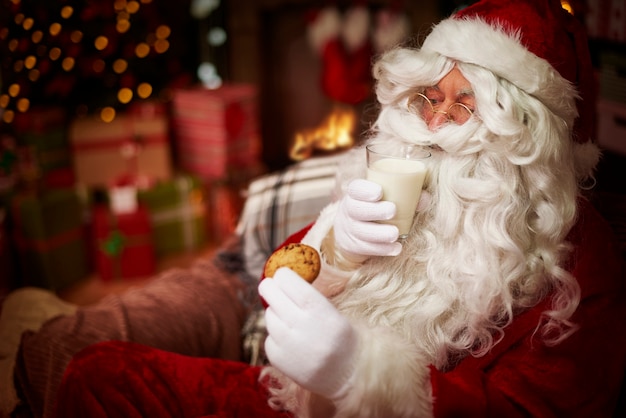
xmin=52 ymin=0 xmax=626 ymax=417
xmin=52 ymin=200 xmax=625 ymax=417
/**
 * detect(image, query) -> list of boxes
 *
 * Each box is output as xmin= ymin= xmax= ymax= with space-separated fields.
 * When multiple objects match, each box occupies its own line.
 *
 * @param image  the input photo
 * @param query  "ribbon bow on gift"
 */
xmin=101 ymin=230 xmax=126 ymax=257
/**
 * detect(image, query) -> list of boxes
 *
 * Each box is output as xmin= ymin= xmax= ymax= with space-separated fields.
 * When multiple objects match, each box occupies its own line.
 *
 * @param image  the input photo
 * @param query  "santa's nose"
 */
xmin=427 ymin=111 xmax=448 ymax=130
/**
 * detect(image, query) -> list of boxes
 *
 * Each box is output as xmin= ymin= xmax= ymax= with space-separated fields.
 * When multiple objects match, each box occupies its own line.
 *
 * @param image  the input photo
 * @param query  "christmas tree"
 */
xmin=0 ymin=0 xmax=197 ymax=126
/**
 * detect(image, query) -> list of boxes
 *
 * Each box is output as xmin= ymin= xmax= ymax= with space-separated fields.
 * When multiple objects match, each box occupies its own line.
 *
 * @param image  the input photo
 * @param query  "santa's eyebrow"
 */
xmin=457 ymin=88 xmax=475 ymax=98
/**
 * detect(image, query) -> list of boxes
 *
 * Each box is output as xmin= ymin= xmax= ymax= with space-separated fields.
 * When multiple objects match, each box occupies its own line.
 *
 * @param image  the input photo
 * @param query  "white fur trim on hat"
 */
xmin=422 ymin=17 xmax=578 ymax=125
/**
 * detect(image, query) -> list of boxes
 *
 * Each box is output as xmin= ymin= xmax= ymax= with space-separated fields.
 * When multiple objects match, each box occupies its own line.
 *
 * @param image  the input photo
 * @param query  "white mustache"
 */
xmin=376 ymin=106 xmax=484 ymax=155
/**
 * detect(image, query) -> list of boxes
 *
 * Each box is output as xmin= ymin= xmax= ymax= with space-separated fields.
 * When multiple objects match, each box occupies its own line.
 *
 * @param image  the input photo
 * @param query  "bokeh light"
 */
xmin=137 ymin=82 xmax=152 ymax=99
xmin=60 ymin=6 xmax=74 ymax=19
xmin=113 ymin=59 xmax=128 ymax=74
xmin=118 ymin=87 xmax=133 ymax=103
xmin=101 ymin=107 xmax=116 ymax=122
xmin=94 ymin=36 xmax=109 ymax=50
xmin=135 ymin=42 xmax=150 ymax=58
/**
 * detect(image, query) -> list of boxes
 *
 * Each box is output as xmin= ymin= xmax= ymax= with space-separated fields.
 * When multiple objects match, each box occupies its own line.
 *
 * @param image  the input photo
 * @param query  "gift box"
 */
xmin=171 ymin=84 xmax=262 ymax=180
xmin=12 ymin=107 xmax=75 ymax=188
xmin=204 ymin=179 xmax=247 ymax=244
xmin=137 ymin=175 xmax=207 ymax=257
xmin=10 ymin=188 xmax=89 ymax=290
xmin=69 ymin=102 xmax=173 ymax=188
xmin=92 ymin=204 xmax=156 ymax=280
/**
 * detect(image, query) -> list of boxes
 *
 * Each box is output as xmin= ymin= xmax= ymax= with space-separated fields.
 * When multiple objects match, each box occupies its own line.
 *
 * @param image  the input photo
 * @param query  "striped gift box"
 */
xmin=171 ymin=84 xmax=262 ymax=180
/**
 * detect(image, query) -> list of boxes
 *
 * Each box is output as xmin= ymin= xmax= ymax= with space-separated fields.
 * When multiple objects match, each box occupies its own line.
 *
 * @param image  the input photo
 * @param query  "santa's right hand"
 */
xmin=333 ymin=179 xmax=402 ymax=260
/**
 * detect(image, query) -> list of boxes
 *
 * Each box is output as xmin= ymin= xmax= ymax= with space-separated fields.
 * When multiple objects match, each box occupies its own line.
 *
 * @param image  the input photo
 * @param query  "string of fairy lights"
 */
xmin=0 ymin=0 xmax=176 ymax=124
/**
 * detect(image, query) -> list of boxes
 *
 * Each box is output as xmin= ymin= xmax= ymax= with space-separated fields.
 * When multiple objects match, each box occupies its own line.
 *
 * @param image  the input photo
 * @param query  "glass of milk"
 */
xmin=366 ymin=142 xmax=431 ymax=240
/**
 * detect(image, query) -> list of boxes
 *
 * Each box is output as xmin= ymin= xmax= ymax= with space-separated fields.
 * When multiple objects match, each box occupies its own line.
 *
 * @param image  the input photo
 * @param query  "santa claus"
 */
xmin=52 ymin=0 xmax=625 ymax=417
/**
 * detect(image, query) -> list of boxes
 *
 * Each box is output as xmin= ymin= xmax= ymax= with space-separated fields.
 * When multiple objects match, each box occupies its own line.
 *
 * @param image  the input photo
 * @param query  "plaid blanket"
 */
xmin=236 ymin=153 xmax=344 ymax=280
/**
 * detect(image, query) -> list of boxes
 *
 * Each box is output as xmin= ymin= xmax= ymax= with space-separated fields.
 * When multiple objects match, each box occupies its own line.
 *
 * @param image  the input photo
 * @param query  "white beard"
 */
xmin=332 ymin=116 xmax=560 ymax=369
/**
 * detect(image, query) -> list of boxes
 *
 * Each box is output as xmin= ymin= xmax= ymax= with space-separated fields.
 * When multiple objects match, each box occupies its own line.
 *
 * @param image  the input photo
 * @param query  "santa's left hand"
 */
xmin=258 ymin=268 xmax=358 ymax=400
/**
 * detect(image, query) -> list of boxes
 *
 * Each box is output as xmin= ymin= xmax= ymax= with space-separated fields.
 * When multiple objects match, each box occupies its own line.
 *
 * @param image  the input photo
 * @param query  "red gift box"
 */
xmin=171 ymin=84 xmax=262 ymax=180
xmin=92 ymin=204 xmax=156 ymax=281
xmin=203 ymin=179 xmax=247 ymax=243
xmin=69 ymin=102 xmax=173 ymax=188
xmin=12 ymin=106 xmax=67 ymax=135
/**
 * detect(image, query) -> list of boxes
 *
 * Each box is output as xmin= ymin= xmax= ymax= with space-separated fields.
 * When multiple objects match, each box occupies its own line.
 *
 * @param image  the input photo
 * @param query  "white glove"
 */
xmin=333 ymin=179 xmax=402 ymax=259
xmin=258 ymin=268 xmax=358 ymax=400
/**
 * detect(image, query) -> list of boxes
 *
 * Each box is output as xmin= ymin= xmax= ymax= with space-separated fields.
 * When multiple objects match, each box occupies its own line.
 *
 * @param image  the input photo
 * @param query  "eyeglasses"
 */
xmin=407 ymin=92 xmax=474 ymax=125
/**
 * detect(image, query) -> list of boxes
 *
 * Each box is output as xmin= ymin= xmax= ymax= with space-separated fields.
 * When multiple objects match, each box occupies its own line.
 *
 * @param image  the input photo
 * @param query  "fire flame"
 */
xmin=290 ymin=105 xmax=356 ymax=161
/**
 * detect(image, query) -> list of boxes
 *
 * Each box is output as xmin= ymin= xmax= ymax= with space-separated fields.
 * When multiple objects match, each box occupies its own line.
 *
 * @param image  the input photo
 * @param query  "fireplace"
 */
xmin=226 ymin=0 xmax=446 ymax=171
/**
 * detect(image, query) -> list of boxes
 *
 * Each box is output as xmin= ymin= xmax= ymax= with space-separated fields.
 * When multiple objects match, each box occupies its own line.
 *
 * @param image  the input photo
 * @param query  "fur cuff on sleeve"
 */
xmin=333 ymin=322 xmax=435 ymax=417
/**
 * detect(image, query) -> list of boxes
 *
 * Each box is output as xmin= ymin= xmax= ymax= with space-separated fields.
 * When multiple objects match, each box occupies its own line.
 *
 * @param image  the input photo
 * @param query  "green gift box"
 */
xmin=20 ymin=129 xmax=73 ymax=173
xmin=13 ymin=107 xmax=75 ymax=188
xmin=137 ymin=175 xmax=207 ymax=257
xmin=11 ymin=188 xmax=89 ymax=290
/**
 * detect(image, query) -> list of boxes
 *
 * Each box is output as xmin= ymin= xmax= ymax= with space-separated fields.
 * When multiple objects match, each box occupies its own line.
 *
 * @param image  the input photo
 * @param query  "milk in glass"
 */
xmin=366 ymin=157 xmax=427 ymax=238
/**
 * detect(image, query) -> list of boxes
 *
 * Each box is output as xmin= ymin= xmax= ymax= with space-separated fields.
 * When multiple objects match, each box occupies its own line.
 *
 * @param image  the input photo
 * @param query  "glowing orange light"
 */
xmin=8 ymin=39 xmax=18 ymax=52
xmin=49 ymin=22 xmax=62 ymax=36
xmin=127 ymin=1 xmax=140 ymax=13
xmin=3 ymin=110 xmax=15 ymax=124
xmin=62 ymin=57 xmax=75 ymax=71
xmin=114 ymin=0 xmax=127 ymax=11
xmin=116 ymin=19 xmax=131 ymax=33
xmin=561 ymin=1 xmax=573 ymax=14
xmin=61 ymin=6 xmax=74 ymax=19
xmin=13 ymin=60 xmax=24 ymax=72
xmin=28 ymin=69 xmax=40 ymax=81
xmin=113 ymin=59 xmax=128 ymax=74
xmin=118 ymin=87 xmax=133 ymax=104
xmin=49 ymin=47 xmax=61 ymax=60
xmin=70 ymin=30 xmax=83 ymax=43
xmin=0 ymin=95 xmax=10 ymax=108
xmin=24 ymin=55 xmax=36 ymax=69
xmin=156 ymin=25 xmax=170 ymax=39
xmin=135 ymin=43 xmax=150 ymax=58
xmin=101 ymin=107 xmax=116 ymax=122
xmin=17 ymin=98 xmax=30 ymax=112
xmin=154 ymin=39 xmax=169 ymax=54
xmin=31 ymin=30 xmax=43 ymax=43
xmin=0 ymin=28 xmax=8 ymax=40
xmin=8 ymin=84 xmax=20 ymax=97
xmin=95 ymin=36 xmax=109 ymax=50
xmin=23 ymin=17 xmax=34 ymax=30
xmin=137 ymin=83 xmax=152 ymax=99
xmin=290 ymin=106 xmax=356 ymax=161
xmin=14 ymin=14 xmax=24 ymax=25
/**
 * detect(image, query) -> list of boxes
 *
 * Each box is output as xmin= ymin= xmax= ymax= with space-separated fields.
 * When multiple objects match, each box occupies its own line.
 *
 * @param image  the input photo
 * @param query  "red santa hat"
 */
xmin=421 ymin=0 xmax=595 ymax=144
